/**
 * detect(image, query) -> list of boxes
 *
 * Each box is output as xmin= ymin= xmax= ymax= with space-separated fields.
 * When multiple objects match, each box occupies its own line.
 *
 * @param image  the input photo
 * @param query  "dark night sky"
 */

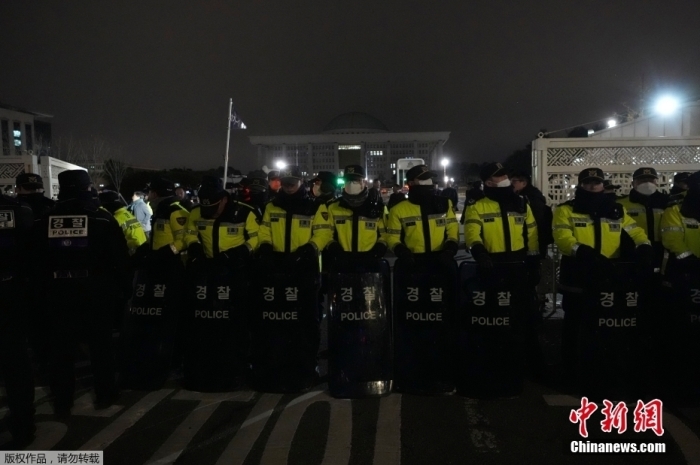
xmin=2 ymin=0 xmax=700 ymax=172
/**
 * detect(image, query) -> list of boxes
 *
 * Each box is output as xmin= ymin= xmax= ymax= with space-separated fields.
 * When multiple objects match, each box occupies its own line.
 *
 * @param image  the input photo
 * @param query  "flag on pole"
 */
xmin=229 ymin=108 xmax=247 ymax=129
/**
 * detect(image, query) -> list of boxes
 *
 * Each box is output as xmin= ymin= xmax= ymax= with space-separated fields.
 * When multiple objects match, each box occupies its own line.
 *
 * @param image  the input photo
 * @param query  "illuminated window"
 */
xmin=13 ymin=123 xmax=22 ymax=149
xmin=338 ymin=145 xmax=361 ymax=150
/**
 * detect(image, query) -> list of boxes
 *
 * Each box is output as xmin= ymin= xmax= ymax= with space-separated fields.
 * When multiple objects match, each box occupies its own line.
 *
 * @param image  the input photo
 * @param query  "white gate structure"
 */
xmin=531 ymin=136 xmax=700 ymax=204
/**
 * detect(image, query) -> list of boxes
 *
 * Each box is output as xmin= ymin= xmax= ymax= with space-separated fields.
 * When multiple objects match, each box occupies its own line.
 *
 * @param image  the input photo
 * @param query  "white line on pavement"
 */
xmin=260 ymin=391 xmax=351 ymax=465
xmin=373 ymin=394 xmax=402 ymax=465
xmin=214 ymin=394 xmax=283 ymax=465
xmin=80 ymin=389 xmax=174 ymax=451
xmin=146 ymin=391 xmax=256 ymax=464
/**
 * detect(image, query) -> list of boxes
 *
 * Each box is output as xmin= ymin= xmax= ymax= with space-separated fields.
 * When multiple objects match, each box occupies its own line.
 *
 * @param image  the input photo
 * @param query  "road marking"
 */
xmin=147 ymin=391 xmax=255 ymax=464
xmin=464 ymin=398 xmax=498 ymax=452
xmin=215 ymin=394 xmax=283 ymax=465
xmin=80 ymin=389 xmax=173 ymax=451
xmin=543 ymin=394 xmax=700 ymax=463
xmin=260 ymin=391 xmax=351 ymax=465
xmin=373 ymin=394 xmax=402 ymax=465
xmin=321 ymin=397 xmax=352 ymax=465
xmin=35 ymin=392 xmax=123 ymax=417
xmin=26 ymin=421 xmax=67 ymax=450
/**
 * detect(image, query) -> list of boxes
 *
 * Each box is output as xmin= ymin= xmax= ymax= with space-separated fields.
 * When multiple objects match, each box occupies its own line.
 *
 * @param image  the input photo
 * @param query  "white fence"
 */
xmin=531 ymin=136 xmax=700 ymax=204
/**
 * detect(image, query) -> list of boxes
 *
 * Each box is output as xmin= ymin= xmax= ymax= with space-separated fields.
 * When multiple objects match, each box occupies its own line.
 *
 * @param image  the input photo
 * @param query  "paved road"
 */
xmin=2 ymin=313 xmax=699 ymax=464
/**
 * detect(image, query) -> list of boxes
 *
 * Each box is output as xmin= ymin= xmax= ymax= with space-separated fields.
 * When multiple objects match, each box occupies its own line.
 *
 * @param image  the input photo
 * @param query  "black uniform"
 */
xmin=30 ymin=189 xmax=130 ymax=414
xmin=16 ymin=192 xmax=55 ymax=218
xmin=0 ymin=195 xmax=36 ymax=443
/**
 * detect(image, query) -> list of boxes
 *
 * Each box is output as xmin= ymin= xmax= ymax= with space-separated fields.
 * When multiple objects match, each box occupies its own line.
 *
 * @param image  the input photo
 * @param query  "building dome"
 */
xmin=323 ymin=112 xmax=388 ymax=134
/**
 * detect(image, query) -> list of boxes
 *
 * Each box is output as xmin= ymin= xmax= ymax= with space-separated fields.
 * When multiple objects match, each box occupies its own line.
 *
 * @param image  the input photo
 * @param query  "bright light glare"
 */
xmin=275 ymin=161 xmax=286 ymax=169
xmin=655 ymin=96 xmax=679 ymax=116
xmin=441 ymin=158 xmax=449 ymax=167
xmin=607 ymin=119 xmax=617 ymax=128
xmin=444 ymin=176 xmax=449 ymax=183
xmin=587 ymin=129 xmax=595 ymax=135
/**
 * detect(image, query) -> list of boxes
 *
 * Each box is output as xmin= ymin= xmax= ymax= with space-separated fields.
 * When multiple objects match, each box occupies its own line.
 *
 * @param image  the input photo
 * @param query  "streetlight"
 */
xmin=655 ymin=96 xmax=679 ymax=116
xmin=607 ymin=119 xmax=617 ymax=128
xmin=275 ymin=160 xmax=286 ymax=170
xmin=441 ymin=158 xmax=449 ymax=186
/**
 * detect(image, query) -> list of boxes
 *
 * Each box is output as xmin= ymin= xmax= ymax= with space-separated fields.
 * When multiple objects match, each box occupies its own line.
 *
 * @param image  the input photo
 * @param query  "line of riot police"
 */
xmin=2 ymin=163 xmax=698 ymax=447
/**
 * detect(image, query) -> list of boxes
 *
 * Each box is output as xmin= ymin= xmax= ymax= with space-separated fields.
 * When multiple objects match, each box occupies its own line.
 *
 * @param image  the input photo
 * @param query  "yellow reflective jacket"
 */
xmin=464 ymin=197 xmax=539 ymax=256
xmin=113 ymin=206 xmax=147 ymax=254
xmin=184 ymin=201 xmax=261 ymax=257
xmin=553 ymin=201 xmax=650 ymax=258
xmin=660 ymin=203 xmax=700 ymax=262
xmin=150 ymin=197 xmax=189 ymax=252
xmin=259 ymin=195 xmax=321 ymax=253
xmin=385 ymin=196 xmax=458 ymax=253
xmin=618 ymin=191 xmax=669 ymax=244
xmin=312 ymin=197 xmax=387 ymax=252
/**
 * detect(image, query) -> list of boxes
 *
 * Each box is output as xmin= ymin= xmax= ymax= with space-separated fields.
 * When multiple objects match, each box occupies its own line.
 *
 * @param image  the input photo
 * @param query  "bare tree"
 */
xmin=102 ymin=157 xmax=129 ymax=193
xmin=52 ymin=135 xmax=83 ymax=163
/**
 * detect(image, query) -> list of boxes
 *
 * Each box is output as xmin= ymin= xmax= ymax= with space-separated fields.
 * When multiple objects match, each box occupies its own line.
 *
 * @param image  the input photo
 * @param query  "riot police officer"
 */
xmin=30 ymin=170 xmax=129 ymax=415
xmin=619 ymin=167 xmax=669 ymax=268
xmin=185 ymin=176 xmax=261 ymax=267
xmin=552 ymin=167 xmax=652 ymax=385
xmin=669 ymin=172 xmax=691 ymax=202
xmin=385 ymin=164 xmax=459 ymax=264
xmin=98 ymin=190 xmax=148 ymax=255
xmin=310 ymin=171 xmax=338 ymax=207
xmin=312 ymin=165 xmax=387 ymax=261
xmin=464 ymin=163 xmax=541 ymax=379
xmin=15 ymin=172 xmax=55 ymax=216
xmin=0 ymin=194 xmax=35 ymax=445
xmin=255 ymin=166 xmax=323 ymax=390
xmin=464 ymin=163 xmax=540 ymax=276
xmin=258 ymin=166 xmax=321 ymax=261
xmin=146 ymin=177 xmax=190 ymax=260
xmin=660 ymin=170 xmax=700 ymax=276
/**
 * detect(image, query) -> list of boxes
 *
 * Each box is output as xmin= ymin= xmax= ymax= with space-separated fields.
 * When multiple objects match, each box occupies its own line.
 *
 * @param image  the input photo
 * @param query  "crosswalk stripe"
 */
xmin=260 ymin=392 xmax=351 ymax=465
xmin=80 ymin=389 xmax=173 ymax=451
xmin=147 ymin=391 xmax=255 ymax=464
xmin=215 ymin=393 xmax=283 ymax=465
xmin=373 ymin=394 xmax=402 ymax=465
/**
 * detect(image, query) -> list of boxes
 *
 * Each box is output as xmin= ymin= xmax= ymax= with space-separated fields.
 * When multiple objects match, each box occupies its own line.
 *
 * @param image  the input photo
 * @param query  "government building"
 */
xmin=248 ymin=112 xmax=450 ymax=182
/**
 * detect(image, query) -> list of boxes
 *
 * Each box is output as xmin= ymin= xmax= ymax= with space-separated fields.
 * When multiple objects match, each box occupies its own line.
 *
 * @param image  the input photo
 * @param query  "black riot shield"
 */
xmin=671 ymin=267 xmax=700 ymax=403
xmin=456 ymin=261 xmax=528 ymax=398
xmin=249 ymin=254 xmax=321 ymax=392
xmin=118 ymin=263 xmax=182 ymax=390
xmin=578 ymin=261 xmax=642 ymax=399
xmin=392 ymin=254 xmax=458 ymax=395
xmin=328 ymin=257 xmax=392 ymax=398
xmin=182 ymin=261 xmax=249 ymax=392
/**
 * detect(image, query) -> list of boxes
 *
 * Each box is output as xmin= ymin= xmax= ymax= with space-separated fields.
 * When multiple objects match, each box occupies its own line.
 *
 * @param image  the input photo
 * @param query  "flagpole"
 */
xmin=222 ymin=97 xmax=233 ymax=187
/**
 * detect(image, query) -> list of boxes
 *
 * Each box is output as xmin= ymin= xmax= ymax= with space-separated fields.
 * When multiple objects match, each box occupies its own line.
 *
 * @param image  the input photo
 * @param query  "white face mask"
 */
xmin=312 ymin=184 xmax=322 ymax=197
xmin=636 ymin=182 xmax=657 ymax=196
xmin=496 ymin=179 xmax=511 ymax=188
xmin=417 ymin=179 xmax=433 ymax=186
xmin=344 ymin=181 xmax=363 ymax=195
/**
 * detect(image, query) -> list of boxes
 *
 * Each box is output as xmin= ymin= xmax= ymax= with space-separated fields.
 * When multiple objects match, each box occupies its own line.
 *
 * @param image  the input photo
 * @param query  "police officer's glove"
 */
xmin=370 ymin=242 xmax=388 ymax=259
xmin=323 ymin=241 xmax=343 ymax=269
xmin=439 ymin=241 xmax=458 ymax=268
xmin=219 ymin=244 xmax=250 ymax=267
xmin=293 ymin=243 xmax=317 ymax=264
xmin=257 ymin=243 xmax=274 ymax=260
xmin=394 ymin=243 xmax=415 ymax=268
xmin=575 ymin=244 xmax=608 ymax=267
xmin=635 ymin=244 xmax=655 ymax=283
xmin=132 ymin=243 xmax=150 ymax=269
xmin=470 ymin=243 xmax=493 ymax=275
xmin=187 ymin=242 xmax=205 ymax=265
xmin=525 ymin=255 xmax=541 ymax=287
xmin=154 ymin=244 xmax=177 ymax=260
